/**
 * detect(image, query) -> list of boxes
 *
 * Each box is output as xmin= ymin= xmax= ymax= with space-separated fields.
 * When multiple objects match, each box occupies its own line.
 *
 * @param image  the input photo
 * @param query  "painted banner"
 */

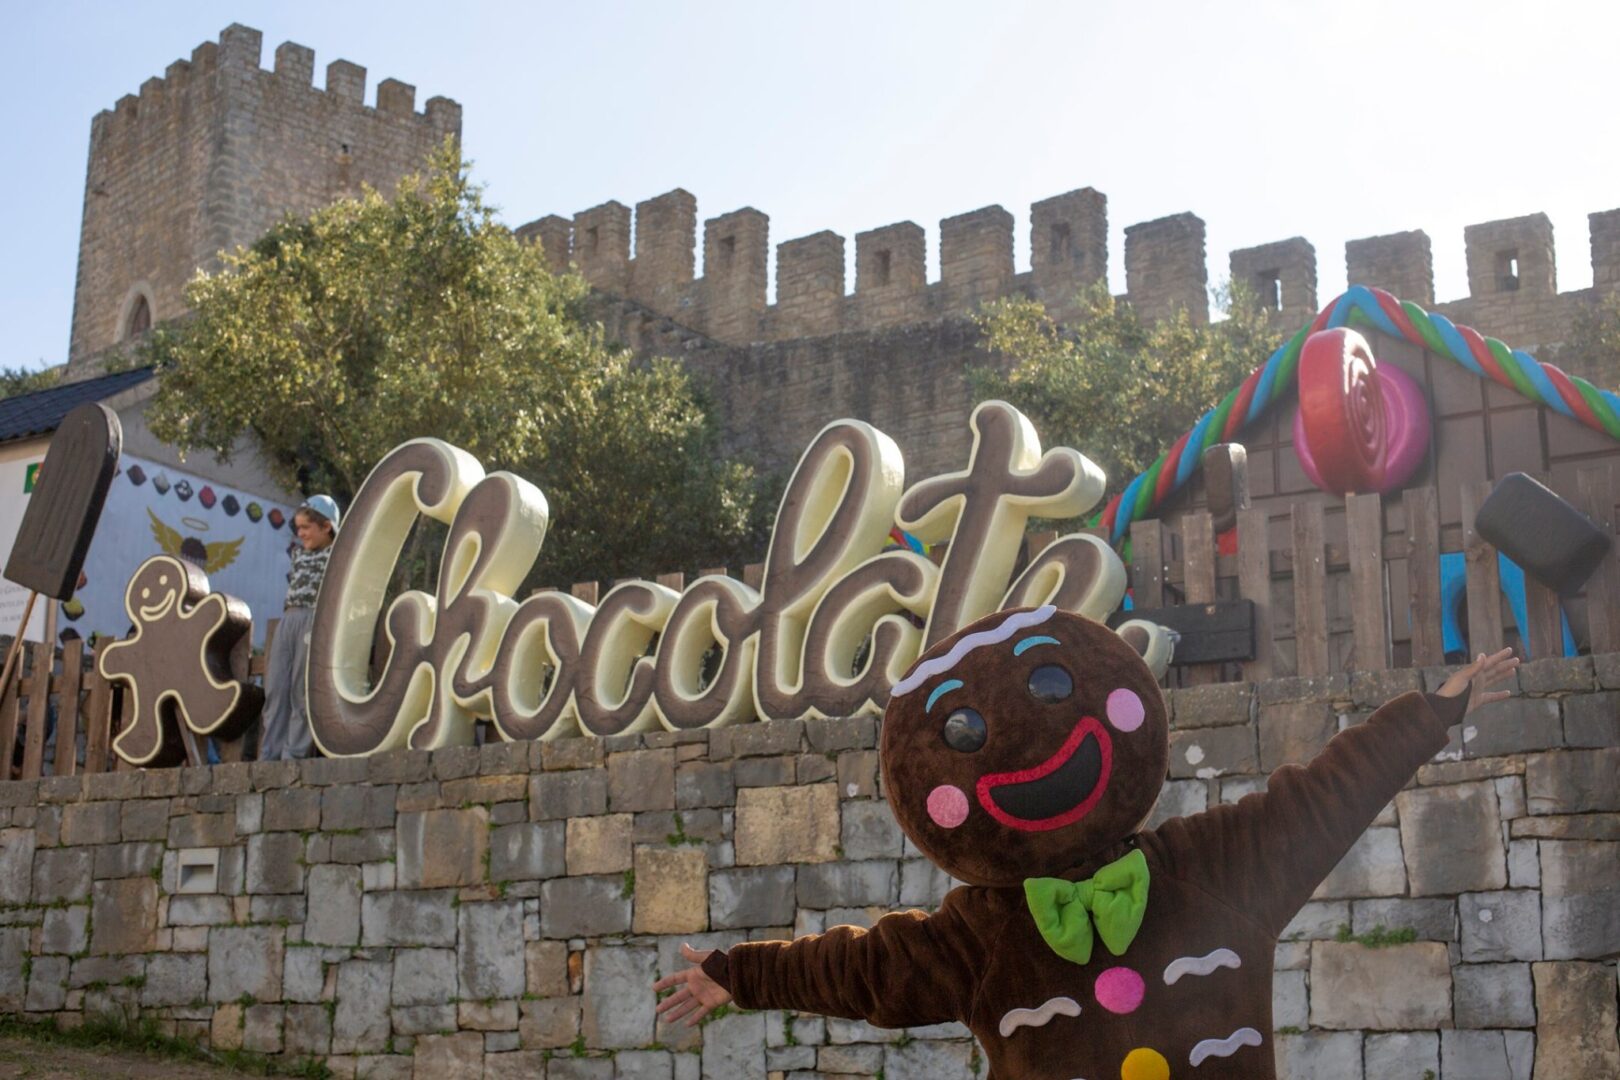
xmin=66 ymin=455 xmax=296 ymax=648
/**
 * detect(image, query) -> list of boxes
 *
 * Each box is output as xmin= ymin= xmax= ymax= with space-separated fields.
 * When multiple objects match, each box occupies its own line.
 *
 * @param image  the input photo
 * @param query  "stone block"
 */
xmin=1349 ymin=897 xmax=1456 ymax=941
xmin=0 ymin=927 xmax=26 ymax=1009
xmin=633 ymin=846 xmax=709 ymax=934
xmin=330 ymin=829 xmax=395 ymax=865
xmin=1563 ymin=691 xmax=1620 ymax=746
xmin=838 ymin=748 xmax=880 ymax=798
xmin=1527 ymin=748 xmax=1620 ymax=813
xmin=484 ymin=1051 xmax=552 ymax=1080
xmin=700 ymin=1010 xmax=766 ymax=1079
xmin=332 ymin=958 xmax=391 ymax=1054
xmin=243 ymin=1003 xmax=284 ymax=1053
xmin=841 ymin=800 xmax=904 ymax=860
xmin=531 ymin=769 xmax=607 ymax=820
xmin=1440 ymin=1031 xmax=1519 ymax=1078
xmin=247 ymin=831 xmax=306 ymax=894
xmin=1258 ymin=700 xmax=1339 ymax=770
xmin=25 ymin=954 xmax=68 ymax=1012
xmin=305 ymin=864 xmax=362 ymax=946
xmin=284 ymin=946 xmax=325 ymax=1002
xmin=1539 ymin=840 xmax=1620 ymax=959
xmin=675 ymin=762 xmax=735 ymax=809
xmin=608 ymin=748 xmax=676 ymax=812
xmin=322 ymin=783 xmax=397 ymax=831
xmin=1314 ymin=826 xmax=1406 ymax=898
xmin=734 ymin=755 xmax=794 ymax=787
xmin=1273 ymin=968 xmax=1307 ymax=1029
xmin=805 ymin=715 xmax=877 ymax=753
xmin=1308 ymin=941 xmax=1451 ymax=1029
xmin=457 ymin=999 xmax=518 ymax=1031
xmin=885 ymin=1039 xmax=977 ymax=1080
xmin=90 ymin=877 xmax=158 ymax=954
xmin=565 ymin=813 xmax=633 ymax=875
xmin=1461 ymin=890 xmax=1544 ymax=962
xmin=367 ymin=748 xmax=431 ymax=785
xmin=819 ymin=1044 xmax=883 ymax=1071
xmin=40 ymin=904 xmax=89 ymax=954
xmin=539 ymin=876 xmax=632 ymax=938
xmin=525 ymin=940 xmax=569 ymax=998
xmin=479 ymin=738 xmax=530 ymax=776
xmin=284 ymin=1002 xmax=333 ymax=1057
xmin=489 ymin=821 xmax=564 ymax=882
xmin=251 ymin=894 xmax=306 ymax=924
xmin=1168 ymin=724 xmax=1258 ymax=778
xmin=612 ymin=1049 xmax=674 ymax=1080
xmin=1462 ymin=697 xmax=1564 ymax=757
xmin=212 ymin=1003 xmax=244 ymax=1051
xmin=390 ymin=947 xmax=454 ymax=1007
xmin=459 ymin=900 xmax=525 ymax=999
xmin=1272 ymin=1031 xmax=1364 ymax=1079
xmin=392 ymin=1003 xmax=457 ymax=1036
xmin=735 ymin=784 xmax=840 ymax=865
xmin=208 ymin=926 xmax=284 ymax=1003
xmin=1396 ymin=780 xmax=1506 ymax=895
xmin=710 ymin=865 xmax=796 ymax=930
xmin=1454 ymin=961 xmax=1536 ymax=1028
xmin=1349 ymin=666 xmax=1424 ymax=708
xmin=263 ymin=788 xmax=323 ymax=832
xmin=1518 ymin=654 xmax=1594 ymax=693
xmin=167 ymin=812 xmax=235 ymax=848
xmin=900 ymin=858 xmax=953 ymax=907
xmin=1281 ymin=899 xmax=1349 ymax=941
xmin=1145 ymin=779 xmax=1207 ymax=828
xmin=798 ymin=860 xmax=897 ymax=909
xmin=396 ymin=807 xmax=489 ymax=888
xmin=166 ymin=894 xmax=234 ymax=926
xmin=1364 ymin=1032 xmax=1438 ymax=1078
xmin=0 ymin=829 xmax=34 ymax=905
xmin=412 ymin=1031 xmax=484 ymax=1078
xmin=546 ymin=1057 xmax=613 ymax=1080
xmin=61 ymin=801 xmax=122 ymax=846
xmin=302 ymin=756 xmax=370 ymax=786
xmin=96 ymin=841 xmax=165 ymax=880
xmin=120 ymin=799 xmax=170 ymax=841
xmin=361 ymin=889 xmax=457 ymax=947
xmin=1533 ymin=961 xmax=1619 ymax=1077
xmin=519 ymin=996 xmax=580 ymax=1049
xmin=1170 ymin=680 xmax=1254 ymax=726
xmin=581 ymin=945 xmax=657 ymax=1048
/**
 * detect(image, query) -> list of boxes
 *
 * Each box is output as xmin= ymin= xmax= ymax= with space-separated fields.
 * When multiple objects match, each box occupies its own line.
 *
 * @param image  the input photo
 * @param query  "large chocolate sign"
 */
xmin=307 ymin=402 xmax=1168 ymax=755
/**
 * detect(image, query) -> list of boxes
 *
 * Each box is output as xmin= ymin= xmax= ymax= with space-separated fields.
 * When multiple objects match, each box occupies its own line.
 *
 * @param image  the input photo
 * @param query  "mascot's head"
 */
xmin=880 ymin=606 xmax=1169 ymax=886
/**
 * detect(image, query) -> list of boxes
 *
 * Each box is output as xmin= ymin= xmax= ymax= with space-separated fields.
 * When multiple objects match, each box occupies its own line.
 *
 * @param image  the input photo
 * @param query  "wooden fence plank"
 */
xmin=1292 ymin=501 xmax=1329 ymax=677
xmin=700 ymin=567 xmax=727 ymax=581
xmin=82 ymin=643 xmax=113 ymax=774
xmin=20 ymin=642 xmax=51 ymax=780
xmin=1577 ymin=465 xmax=1619 ymax=655
xmin=54 ymin=638 xmax=84 ymax=777
xmin=1406 ymin=486 xmax=1444 ymax=666
xmin=1237 ymin=508 xmax=1273 ymax=681
xmin=571 ymin=581 xmax=600 ymax=605
xmin=0 ymin=659 xmax=18 ymax=780
xmin=1460 ymin=480 xmax=1505 ymax=659
xmin=1345 ymin=493 xmax=1389 ymax=672
xmin=1181 ymin=512 xmax=1219 ymax=685
xmin=1520 ymin=474 xmax=1565 ymax=661
xmin=656 ymin=572 xmax=685 ymax=592
xmin=1130 ymin=520 xmax=1165 ymax=610
xmin=743 ymin=563 xmax=765 ymax=591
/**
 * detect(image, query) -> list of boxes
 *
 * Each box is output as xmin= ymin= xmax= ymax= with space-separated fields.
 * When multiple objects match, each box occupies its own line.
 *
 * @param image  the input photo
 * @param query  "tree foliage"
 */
xmin=0 ymin=365 xmax=61 ymax=399
xmin=142 ymin=143 xmax=770 ymax=585
xmin=1555 ymin=291 xmax=1620 ymax=391
xmin=969 ymin=282 xmax=1285 ymax=499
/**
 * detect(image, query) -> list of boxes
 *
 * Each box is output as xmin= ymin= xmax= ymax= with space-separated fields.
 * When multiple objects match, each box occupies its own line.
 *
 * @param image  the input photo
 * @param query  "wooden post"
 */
xmin=1292 ymin=501 xmax=1329 ymax=677
xmin=656 ymin=572 xmax=686 ymax=592
xmin=743 ymin=563 xmax=765 ymax=592
xmin=1237 ymin=508 xmax=1273 ymax=681
xmin=20 ymin=642 xmax=52 ymax=780
xmin=571 ymin=581 xmax=600 ymax=605
xmin=82 ymin=642 xmax=113 ymax=774
xmin=1460 ymin=480 xmax=1505 ymax=658
xmin=1129 ymin=520 xmax=1165 ymax=610
xmin=1405 ymin=487 xmax=1444 ymax=667
xmin=1182 ymin=511 xmax=1219 ymax=685
xmin=1345 ymin=493 xmax=1389 ymax=672
xmin=1578 ymin=465 xmax=1620 ymax=655
xmin=0 ymin=658 xmax=18 ymax=779
xmin=53 ymin=638 xmax=85 ymax=777
xmin=1520 ymin=474 xmax=1564 ymax=661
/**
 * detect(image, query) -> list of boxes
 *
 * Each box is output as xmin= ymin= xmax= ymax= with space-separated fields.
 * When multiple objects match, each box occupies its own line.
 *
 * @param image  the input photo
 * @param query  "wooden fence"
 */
xmin=7 ymin=466 xmax=1616 ymax=782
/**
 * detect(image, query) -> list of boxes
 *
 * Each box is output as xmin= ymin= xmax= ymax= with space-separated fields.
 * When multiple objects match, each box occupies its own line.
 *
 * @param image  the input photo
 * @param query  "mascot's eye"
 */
xmin=1027 ymin=664 xmax=1073 ymax=703
xmin=942 ymin=708 xmax=987 ymax=753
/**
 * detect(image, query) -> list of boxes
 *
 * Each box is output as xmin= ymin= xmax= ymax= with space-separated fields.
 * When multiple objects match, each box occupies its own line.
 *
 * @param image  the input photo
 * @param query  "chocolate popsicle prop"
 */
xmin=1203 ymin=442 xmax=1250 ymax=533
xmin=0 ymin=403 xmax=121 ymax=696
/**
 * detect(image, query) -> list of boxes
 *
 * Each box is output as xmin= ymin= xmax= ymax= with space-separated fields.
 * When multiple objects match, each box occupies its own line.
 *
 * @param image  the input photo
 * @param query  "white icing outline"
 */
xmin=996 ymin=995 xmax=1081 ymax=1037
xmin=892 ymin=605 xmax=1056 ymax=697
xmin=1163 ymin=948 xmax=1242 ymax=985
xmin=1189 ymin=1027 xmax=1263 ymax=1066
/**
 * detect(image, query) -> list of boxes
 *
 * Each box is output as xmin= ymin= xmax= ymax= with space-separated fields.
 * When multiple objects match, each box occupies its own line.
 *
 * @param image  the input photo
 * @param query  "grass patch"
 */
xmin=0 ymin=1013 xmax=331 ymax=1077
xmin=1334 ymin=923 xmax=1417 ymax=948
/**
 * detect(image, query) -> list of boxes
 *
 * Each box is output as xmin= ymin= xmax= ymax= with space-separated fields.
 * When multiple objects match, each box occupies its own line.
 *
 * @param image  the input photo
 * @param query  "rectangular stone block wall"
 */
xmin=0 ymin=655 xmax=1616 ymax=1079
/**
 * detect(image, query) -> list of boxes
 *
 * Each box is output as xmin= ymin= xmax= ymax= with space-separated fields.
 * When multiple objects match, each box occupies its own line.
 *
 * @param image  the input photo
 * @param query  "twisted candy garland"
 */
xmin=1098 ymin=285 xmax=1620 ymax=543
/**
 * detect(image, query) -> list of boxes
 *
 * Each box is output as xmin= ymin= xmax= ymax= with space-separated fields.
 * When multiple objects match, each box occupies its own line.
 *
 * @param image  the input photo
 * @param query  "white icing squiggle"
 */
xmin=1163 ymin=947 xmax=1241 ymax=985
xmin=1189 ymin=1027 xmax=1263 ymax=1066
xmin=892 ymin=606 xmax=1056 ymax=697
xmin=997 ymin=995 xmax=1081 ymax=1037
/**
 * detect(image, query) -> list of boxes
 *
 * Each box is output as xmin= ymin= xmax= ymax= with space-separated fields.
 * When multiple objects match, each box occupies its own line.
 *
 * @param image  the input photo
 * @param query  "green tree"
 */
xmin=142 ymin=143 xmax=770 ymax=586
xmin=969 ymin=282 xmax=1284 ymax=501
xmin=1555 ymin=291 xmax=1620 ymax=390
xmin=0 ymin=365 xmax=61 ymax=399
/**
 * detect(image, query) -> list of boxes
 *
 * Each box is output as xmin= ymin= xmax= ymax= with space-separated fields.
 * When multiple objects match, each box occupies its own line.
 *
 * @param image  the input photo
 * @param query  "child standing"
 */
xmin=259 ymin=495 xmax=339 ymax=761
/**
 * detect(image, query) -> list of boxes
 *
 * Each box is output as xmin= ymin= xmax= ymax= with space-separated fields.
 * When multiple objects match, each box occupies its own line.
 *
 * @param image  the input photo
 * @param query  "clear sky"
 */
xmin=5 ymin=0 xmax=1617 ymax=370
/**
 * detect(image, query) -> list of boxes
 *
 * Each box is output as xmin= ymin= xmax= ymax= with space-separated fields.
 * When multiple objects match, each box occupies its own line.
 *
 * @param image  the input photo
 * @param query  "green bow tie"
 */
xmin=1024 ymin=848 xmax=1150 ymax=965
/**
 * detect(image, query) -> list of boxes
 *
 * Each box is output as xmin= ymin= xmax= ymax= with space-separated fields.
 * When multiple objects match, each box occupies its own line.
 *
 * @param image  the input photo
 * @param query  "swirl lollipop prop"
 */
xmin=1294 ymin=347 xmax=1432 ymax=496
xmin=1296 ymin=328 xmax=1387 ymax=495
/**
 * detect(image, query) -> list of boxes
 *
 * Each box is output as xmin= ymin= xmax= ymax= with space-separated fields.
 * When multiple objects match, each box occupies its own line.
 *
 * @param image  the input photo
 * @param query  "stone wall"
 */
xmin=0 ymin=656 xmax=1616 ymax=1078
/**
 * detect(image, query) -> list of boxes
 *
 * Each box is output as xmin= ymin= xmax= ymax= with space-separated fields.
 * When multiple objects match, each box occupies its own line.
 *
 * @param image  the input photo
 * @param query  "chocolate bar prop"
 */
xmin=1201 ymin=443 xmax=1249 ymax=534
xmin=0 ymin=403 xmax=120 ymax=703
xmin=1474 ymin=472 xmax=1611 ymax=595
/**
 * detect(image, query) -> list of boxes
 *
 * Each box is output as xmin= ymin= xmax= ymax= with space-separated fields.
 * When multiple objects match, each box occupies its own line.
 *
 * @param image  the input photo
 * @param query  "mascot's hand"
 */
xmin=1436 ymin=648 xmax=1519 ymax=716
xmin=653 ymin=943 xmax=733 ymax=1027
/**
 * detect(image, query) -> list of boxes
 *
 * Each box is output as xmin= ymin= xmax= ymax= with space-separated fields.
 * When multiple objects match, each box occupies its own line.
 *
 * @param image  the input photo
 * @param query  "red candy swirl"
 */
xmin=1297 ymin=328 xmax=1387 ymax=495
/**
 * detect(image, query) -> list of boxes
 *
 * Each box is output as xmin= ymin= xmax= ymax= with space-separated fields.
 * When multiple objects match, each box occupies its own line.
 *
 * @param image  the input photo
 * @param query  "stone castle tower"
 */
xmin=67 ymin=24 xmax=460 ymax=368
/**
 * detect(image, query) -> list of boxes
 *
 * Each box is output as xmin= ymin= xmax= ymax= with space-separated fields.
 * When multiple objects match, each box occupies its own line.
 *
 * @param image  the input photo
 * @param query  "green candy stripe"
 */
xmin=1208 ymin=385 xmax=1240 ymax=443
xmin=1133 ymin=454 xmax=1166 ymax=520
xmin=1405 ymin=302 xmax=1448 ymax=355
xmin=1577 ymin=380 xmax=1620 ymax=439
xmin=1486 ymin=337 xmax=1539 ymax=401
xmin=1271 ymin=327 xmax=1309 ymax=405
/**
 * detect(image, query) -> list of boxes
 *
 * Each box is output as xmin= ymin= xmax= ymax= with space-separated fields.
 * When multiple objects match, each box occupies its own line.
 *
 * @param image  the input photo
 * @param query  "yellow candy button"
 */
xmin=1121 ymin=1046 xmax=1170 ymax=1080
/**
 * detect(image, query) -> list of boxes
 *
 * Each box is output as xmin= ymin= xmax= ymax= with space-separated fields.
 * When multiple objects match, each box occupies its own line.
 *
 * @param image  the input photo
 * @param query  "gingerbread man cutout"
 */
xmin=99 ymin=555 xmax=262 ymax=766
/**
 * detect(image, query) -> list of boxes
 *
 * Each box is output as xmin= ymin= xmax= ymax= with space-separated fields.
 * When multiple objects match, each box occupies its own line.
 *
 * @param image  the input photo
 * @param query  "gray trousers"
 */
xmin=260 ymin=605 xmax=315 ymax=761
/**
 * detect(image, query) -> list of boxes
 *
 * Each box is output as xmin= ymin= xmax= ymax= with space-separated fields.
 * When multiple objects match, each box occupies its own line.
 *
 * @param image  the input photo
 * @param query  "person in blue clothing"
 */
xmin=259 ymin=495 xmax=339 ymax=760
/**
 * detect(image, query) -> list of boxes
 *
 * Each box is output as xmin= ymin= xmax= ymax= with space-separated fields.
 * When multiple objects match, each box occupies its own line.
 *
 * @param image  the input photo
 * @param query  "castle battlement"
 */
xmin=520 ymin=188 xmax=1620 ymax=354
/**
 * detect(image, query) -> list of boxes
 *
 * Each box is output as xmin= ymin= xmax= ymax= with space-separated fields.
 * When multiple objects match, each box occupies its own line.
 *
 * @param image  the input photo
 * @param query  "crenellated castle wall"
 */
xmin=67 ymin=24 xmax=460 ymax=367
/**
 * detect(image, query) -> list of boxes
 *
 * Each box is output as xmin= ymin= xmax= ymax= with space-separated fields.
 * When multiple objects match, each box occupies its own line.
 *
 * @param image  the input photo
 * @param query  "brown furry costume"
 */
xmin=702 ymin=606 xmax=1463 ymax=1079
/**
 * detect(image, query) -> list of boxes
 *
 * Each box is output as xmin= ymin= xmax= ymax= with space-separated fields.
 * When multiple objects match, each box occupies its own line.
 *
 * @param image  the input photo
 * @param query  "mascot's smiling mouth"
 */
xmin=975 ymin=716 xmax=1113 ymax=832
